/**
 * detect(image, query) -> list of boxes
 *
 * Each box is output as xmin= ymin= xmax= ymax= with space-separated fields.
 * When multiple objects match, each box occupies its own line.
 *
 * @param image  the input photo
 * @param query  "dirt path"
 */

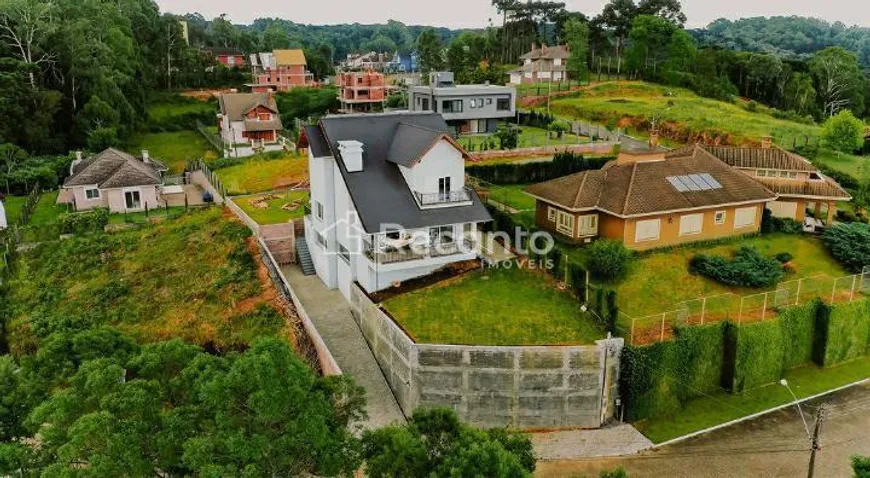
xmin=536 ymin=382 xmax=870 ymax=477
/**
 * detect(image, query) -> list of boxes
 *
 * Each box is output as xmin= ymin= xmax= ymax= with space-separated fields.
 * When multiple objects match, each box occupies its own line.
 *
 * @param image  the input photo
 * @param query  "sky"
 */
xmin=155 ymin=0 xmax=870 ymax=29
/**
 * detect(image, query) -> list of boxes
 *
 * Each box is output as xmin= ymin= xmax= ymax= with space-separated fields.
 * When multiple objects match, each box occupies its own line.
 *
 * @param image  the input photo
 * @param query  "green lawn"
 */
xmin=458 ymin=126 xmax=589 ymax=151
xmin=232 ymin=190 xmax=308 ymax=225
xmin=215 ymin=154 xmax=309 ymax=195
xmin=383 ymin=265 xmax=605 ymax=346
xmin=612 ymin=234 xmax=849 ymax=319
xmin=107 ymin=206 xmax=187 ymax=225
xmin=636 ymin=356 xmax=870 ymax=443
xmin=486 ymin=184 xmax=536 ymax=211
xmin=2 ymin=195 xmax=27 ymax=225
xmin=28 ymin=191 xmax=66 ymax=226
xmin=812 ymin=148 xmax=868 ymax=179
xmin=128 ymin=131 xmax=219 ymax=173
xmin=551 ymin=81 xmax=821 ymax=146
xmin=147 ymin=100 xmax=215 ymax=122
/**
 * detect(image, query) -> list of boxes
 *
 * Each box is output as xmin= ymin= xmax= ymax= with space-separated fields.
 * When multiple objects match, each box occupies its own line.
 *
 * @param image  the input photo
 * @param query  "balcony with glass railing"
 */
xmin=363 ymin=237 xmax=477 ymax=265
xmin=414 ymin=187 xmax=474 ymax=207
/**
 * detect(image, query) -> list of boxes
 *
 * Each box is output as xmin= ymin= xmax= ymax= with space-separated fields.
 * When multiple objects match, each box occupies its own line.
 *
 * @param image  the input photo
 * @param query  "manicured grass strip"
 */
xmin=215 ymin=154 xmax=309 ymax=195
xmin=812 ymin=149 xmax=868 ymax=180
xmin=107 ymin=206 xmax=187 ymax=225
xmin=636 ymin=356 xmax=870 ymax=444
xmin=2 ymin=195 xmax=27 ymax=224
xmin=28 ymin=191 xmax=65 ymax=227
xmin=383 ymin=266 xmax=604 ymax=346
xmin=232 ymin=190 xmax=308 ymax=225
xmin=128 ymin=131 xmax=219 ymax=173
xmin=487 ymin=184 xmax=536 ymax=211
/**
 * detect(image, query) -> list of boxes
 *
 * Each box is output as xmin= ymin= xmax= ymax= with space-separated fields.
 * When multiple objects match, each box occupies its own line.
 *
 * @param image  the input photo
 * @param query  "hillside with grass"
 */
xmin=551 ymin=82 xmax=822 ymax=146
xmin=2 ymin=208 xmax=293 ymax=355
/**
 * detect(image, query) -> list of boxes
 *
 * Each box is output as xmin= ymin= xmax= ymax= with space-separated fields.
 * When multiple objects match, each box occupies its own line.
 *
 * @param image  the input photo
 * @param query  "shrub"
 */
xmin=821 ymin=110 xmax=865 ymax=153
xmin=821 ymin=223 xmax=870 ymax=272
xmin=761 ymin=209 xmax=802 ymax=234
xmin=57 ymin=209 xmax=110 ymax=235
xmin=587 ymin=239 xmax=633 ymax=281
xmin=775 ymin=252 xmax=794 ymax=264
xmin=853 ymin=456 xmax=870 ymax=478
xmin=689 ymin=247 xmax=784 ymax=288
xmin=495 ymin=124 xmax=520 ymax=150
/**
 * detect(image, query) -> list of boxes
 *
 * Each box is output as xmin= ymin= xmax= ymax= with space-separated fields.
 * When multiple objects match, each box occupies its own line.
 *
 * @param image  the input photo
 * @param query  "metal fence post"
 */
xmin=762 ymin=293 xmax=768 ymax=321
xmin=660 ymin=312 xmax=666 ymax=342
xmin=795 ymin=278 xmax=802 ymax=306
xmin=700 ymin=297 xmax=707 ymax=325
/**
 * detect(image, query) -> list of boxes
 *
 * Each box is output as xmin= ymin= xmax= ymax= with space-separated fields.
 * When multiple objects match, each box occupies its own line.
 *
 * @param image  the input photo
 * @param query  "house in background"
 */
xmin=337 ymin=71 xmax=387 ymax=113
xmin=58 ymin=148 xmax=169 ymax=213
xmin=202 ymin=47 xmax=246 ymax=68
xmin=218 ymin=92 xmax=284 ymax=158
xmin=509 ymin=44 xmax=570 ymax=85
xmin=409 ymin=72 xmax=516 ymax=136
xmin=301 ymin=112 xmax=492 ymax=300
xmin=341 ymin=51 xmax=389 ymax=71
xmin=249 ymin=49 xmax=314 ymax=92
xmin=0 ymin=197 xmax=7 ymax=229
xmin=385 ymin=51 xmax=419 ymax=73
xmin=525 ymin=140 xmax=851 ymax=250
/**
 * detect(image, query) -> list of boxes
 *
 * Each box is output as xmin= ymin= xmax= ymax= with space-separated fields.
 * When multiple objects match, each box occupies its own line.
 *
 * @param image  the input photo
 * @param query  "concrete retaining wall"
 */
xmin=349 ymin=284 xmax=622 ymax=429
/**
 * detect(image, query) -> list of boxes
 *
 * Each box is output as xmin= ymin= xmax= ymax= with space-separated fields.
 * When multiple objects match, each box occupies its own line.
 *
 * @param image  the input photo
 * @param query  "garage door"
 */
xmin=635 ymin=218 xmax=661 ymax=242
xmin=679 ymin=213 xmax=704 ymax=236
xmin=767 ymin=201 xmax=798 ymax=219
xmin=734 ymin=207 xmax=757 ymax=229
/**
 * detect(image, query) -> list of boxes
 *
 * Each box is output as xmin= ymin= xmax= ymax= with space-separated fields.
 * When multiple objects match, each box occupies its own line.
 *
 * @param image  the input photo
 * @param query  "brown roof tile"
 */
xmin=694 ymin=145 xmax=817 ymax=172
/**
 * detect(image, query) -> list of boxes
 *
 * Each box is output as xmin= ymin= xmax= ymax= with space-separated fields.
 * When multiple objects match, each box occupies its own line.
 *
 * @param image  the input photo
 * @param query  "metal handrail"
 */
xmin=415 ymin=187 xmax=473 ymax=206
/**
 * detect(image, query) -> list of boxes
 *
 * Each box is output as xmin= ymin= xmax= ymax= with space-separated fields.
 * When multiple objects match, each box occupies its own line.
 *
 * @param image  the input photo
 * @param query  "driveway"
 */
xmin=537 ymin=382 xmax=870 ymax=477
xmin=281 ymin=264 xmax=406 ymax=431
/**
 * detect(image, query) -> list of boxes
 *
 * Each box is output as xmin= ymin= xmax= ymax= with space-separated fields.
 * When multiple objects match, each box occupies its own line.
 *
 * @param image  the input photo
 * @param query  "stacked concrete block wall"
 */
xmin=349 ymin=284 xmax=622 ymax=430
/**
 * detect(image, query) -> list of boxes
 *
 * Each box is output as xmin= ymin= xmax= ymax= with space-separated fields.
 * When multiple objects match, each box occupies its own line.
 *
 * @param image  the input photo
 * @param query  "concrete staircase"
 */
xmin=296 ymin=238 xmax=316 ymax=276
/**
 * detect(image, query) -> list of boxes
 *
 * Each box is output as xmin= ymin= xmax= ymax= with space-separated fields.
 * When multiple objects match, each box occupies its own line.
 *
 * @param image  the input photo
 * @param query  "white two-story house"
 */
xmin=302 ymin=112 xmax=492 ymax=300
xmin=218 ymin=92 xmax=284 ymax=158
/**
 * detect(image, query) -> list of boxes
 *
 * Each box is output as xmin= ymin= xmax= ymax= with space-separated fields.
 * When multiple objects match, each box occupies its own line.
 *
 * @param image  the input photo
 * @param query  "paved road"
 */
xmin=281 ymin=264 xmax=406 ymax=431
xmin=537 ymin=382 xmax=870 ymax=477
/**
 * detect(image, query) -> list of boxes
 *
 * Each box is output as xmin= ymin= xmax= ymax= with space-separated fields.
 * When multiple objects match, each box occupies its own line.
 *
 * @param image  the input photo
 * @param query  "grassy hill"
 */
xmin=3 ymin=208 xmax=293 ymax=354
xmin=550 ymin=82 xmax=821 ymax=146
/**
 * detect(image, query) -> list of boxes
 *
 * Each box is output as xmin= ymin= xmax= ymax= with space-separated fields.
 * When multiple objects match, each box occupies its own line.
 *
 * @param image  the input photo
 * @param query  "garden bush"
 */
xmin=689 ymin=247 xmax=784 ymax=288
xmin=495 ymin=124 xmax=520 ymax=150
xmin=761 ymin=208 xmax=802 ymax=234
xmin=821 ymin=223 xmax=870 ymax=273
xmin=775 ymin=252 xmax=794 ymax=264
xmin=57 ymin=209 xmax=110 ymax=235
xmin=587 ymin=239 xmax=633 ymax=281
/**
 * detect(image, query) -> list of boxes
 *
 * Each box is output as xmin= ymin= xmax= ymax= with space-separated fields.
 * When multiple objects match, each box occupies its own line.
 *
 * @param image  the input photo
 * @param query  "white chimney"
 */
xmin=339 ymin=140 xmax=364 ymax=172
xmin=141 ymin=150 xmax=150 ymax=163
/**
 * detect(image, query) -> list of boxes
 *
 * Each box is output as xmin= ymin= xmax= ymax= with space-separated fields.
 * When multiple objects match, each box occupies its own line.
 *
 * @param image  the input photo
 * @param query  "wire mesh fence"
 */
xmin=625 ymin=270 xmax=870 ymax=346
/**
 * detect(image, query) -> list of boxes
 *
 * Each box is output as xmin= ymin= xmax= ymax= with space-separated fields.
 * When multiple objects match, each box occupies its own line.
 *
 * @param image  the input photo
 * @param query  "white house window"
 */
xmin=577 ymin=214 xmax=598 ymax=235
xmin=442 ymin=100 xmax=463 ymax=113
xmin=124 ymin=190 xmax=141 ymax=209
xmin=547 ymin=206 xmax=557 ymax=222
xmin=338 ymin=243 xmax=350 ymax=263
xmin=556 ymin=211 xmax=574 ymax=236
xmin=429 ymin=225 xmax=453 ymax=244
xmin=714 ymin=210 xmax=726 ymax=225
xmin=315 ymin=231 xmax=327 ymax=249
xmin=469 ymin=99 xmax=477 ymax=108
xmin=679 ymin=213 xmax=704 ymax=236
xmin=635 ymin=218 xmax=661 ymax=242
xmin=734 ymin=207 xmax=757 ymax=229
xmin=314 ymin=200 xmax=324 ymax=220
xmin=85 ymin=188 xmax=100 ymax=200
xmin=438 ymin=176 xmax=452 ymax=201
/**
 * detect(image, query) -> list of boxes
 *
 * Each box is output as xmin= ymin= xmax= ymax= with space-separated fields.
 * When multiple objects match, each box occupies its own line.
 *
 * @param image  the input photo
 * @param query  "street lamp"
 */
xmin=780 ymin=379 xmax=812 ymax=440
xmin=781 ymin=379 xmax=825 ymax=478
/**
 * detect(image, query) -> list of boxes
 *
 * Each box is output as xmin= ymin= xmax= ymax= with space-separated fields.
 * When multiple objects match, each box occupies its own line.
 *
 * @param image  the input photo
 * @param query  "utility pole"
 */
xmin=807 ymin=404 xmax=826 ymax=478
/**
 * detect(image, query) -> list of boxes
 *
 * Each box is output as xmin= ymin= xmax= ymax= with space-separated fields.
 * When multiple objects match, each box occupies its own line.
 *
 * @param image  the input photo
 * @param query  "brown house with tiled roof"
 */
xmin=525 ymin=142 xmax=851 ymax=250
xmin=59 ymin=148 xmax=168 ymax=213
xmin=510 ymin=44 xmax=570 ymax=85
xmin=218 ymin=92 xmax=284 ymax=158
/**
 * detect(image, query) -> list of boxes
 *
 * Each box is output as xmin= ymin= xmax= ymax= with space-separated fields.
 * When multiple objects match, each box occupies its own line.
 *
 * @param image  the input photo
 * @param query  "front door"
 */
xmin=438 ymin=177 xmax=451 ymax=202
xmin=124 ymin=190 xmax=141 ymax=209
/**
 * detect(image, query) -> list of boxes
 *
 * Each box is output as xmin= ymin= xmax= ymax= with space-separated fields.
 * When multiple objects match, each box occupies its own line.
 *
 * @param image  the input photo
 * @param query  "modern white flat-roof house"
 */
xmin=301 ymin=112 xmax=492 ymax=300
xmin=409 ymin=72 xmax=516 ymax=136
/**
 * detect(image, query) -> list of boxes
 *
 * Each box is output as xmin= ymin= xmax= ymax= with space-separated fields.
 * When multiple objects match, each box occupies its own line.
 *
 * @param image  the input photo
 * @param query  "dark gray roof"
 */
xmin=386 ymin=123 xmax=443 ymax=167
xmin=304 ymin=125 xmax=330 ymax=157
xmin=316 ymin=112 xmax=491 ymax=233
xmin=218 ymin=93 xmax=279 ymax=122
xmin=64 ymin=148 xmax=162 ymax=189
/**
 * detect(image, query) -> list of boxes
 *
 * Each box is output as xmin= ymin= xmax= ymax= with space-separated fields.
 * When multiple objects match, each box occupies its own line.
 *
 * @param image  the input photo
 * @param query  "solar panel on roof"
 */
xmin=667 ymin=176 xmax=689 ymax=192
xmin=667 ymin=173 xmax=724 ymax=193
xmin=699 ymin=173 xmax=722 ymax=189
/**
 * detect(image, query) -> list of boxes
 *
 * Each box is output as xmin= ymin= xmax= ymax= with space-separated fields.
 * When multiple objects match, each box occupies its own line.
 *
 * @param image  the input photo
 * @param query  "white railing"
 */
xmin=415 ymin=188 xmax=473 ymax=206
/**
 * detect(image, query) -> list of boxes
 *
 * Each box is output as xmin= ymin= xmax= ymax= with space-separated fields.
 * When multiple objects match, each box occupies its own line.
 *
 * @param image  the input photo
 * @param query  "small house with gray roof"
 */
xmin=217 ymin=92 xmax=284 ymax=157
xmin=300 ymin=111 xmax=492 ymax=299
xmin=60 ymin=148 xmax=168 ymax=213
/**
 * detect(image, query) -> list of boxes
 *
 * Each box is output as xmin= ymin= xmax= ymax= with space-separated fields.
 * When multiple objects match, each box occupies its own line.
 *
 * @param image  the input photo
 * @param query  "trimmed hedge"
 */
xmin=731 ymin=320 xmax=786 ymax=392
xmin=468 ymin=152 xmax=612 ymax=185
xmin=821 ymin=300 xmax=870 ymax=366
xmin=778 ymin=302 xmax=818 ymax=369
xmin=620 ymin=323 xmax=726 ymax=421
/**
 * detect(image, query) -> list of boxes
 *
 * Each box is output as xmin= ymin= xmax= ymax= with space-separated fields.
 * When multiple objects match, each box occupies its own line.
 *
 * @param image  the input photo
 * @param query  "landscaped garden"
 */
xmin=128 ymin=131 xmax=220 ymax=173
xmin=233 ymin=189 xmax=308 ymax=225
xmin=484 ymin=183 xmax=536 ymax=211
xmin=382 ymin=265 xmax=605 ymax=346
xmin=214 ymin=153 xmax=309 ymax=195
xmin=551 ymin=81 xmax=822 ymax=146
xmin=458 ymin=126 xmax=589 ymax=151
